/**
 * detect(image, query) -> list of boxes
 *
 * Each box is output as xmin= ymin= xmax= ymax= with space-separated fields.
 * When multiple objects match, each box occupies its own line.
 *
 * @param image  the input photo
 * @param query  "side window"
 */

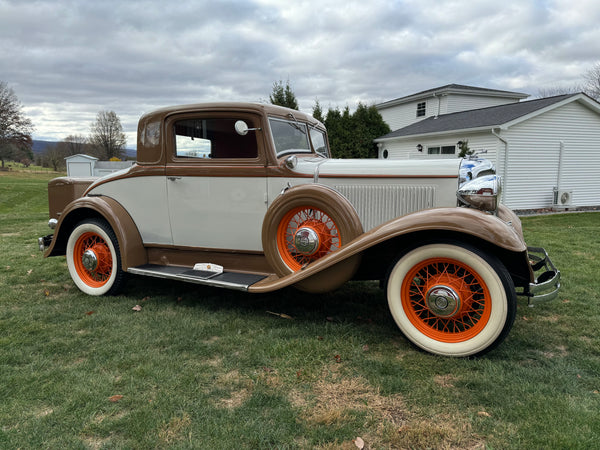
xmin=174 ymin=118 xmax=258 ymax=159
xmin=416 ymin=102 xmax=426 ymax=117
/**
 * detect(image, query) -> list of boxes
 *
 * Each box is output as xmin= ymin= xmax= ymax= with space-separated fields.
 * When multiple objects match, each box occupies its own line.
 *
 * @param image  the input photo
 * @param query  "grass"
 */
xmin=1 ymin=170 xmax=599 ymax=449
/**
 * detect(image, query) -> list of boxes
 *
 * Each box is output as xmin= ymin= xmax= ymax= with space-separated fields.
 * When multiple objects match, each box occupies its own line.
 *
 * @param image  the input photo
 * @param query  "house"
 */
xmin=374 ymin=85 xmax=600 ymax=210
xmin=65 ymin=154 xmax=135 ymax=177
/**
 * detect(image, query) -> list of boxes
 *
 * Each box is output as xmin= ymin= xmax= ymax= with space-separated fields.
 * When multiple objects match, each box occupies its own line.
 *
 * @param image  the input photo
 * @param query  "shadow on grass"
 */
xmin=120 ymin=273 xmax=396 ymax=332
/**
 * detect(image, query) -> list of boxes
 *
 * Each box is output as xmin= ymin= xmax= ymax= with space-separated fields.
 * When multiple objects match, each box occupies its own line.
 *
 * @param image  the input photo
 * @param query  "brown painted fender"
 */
xmin=249 ymin=205 xmax=526 ymax=293
xmin=44 ymin=195 xmax=147 ymax=270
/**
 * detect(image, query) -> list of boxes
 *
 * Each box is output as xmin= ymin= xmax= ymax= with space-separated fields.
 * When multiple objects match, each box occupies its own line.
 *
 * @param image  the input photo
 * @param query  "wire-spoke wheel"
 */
xmin=386 ymin=242 xmax=516 ymax=357
xmin=66 ymin=219 xmax=125 ymax=296
xmin=262 ymin=184 xmax=363 ymax=292
xmin=276 ymin=205 xmax=342 ymax=271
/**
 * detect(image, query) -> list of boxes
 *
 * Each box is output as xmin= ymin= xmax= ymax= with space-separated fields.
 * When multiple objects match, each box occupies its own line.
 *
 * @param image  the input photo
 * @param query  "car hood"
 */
xmin=291 ymin=157 xmax=461 ymax=178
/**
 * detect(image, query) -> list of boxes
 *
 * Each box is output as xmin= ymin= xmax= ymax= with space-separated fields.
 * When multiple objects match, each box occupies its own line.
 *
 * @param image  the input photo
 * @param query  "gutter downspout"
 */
xmin=492 ymin=128 xmax=508 ymax=204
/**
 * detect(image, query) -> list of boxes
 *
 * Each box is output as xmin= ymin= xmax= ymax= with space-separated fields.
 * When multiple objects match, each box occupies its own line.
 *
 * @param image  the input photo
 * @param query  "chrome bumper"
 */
xmin=521 ymin=246 xmax=561 ymax=303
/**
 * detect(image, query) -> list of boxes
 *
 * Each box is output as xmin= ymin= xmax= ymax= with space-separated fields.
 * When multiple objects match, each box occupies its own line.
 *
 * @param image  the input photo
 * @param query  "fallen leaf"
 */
xmin=44 ymin=289 xmax=50 ymax=297
xmin=362 ymin=344 xmax=370 ymax=352
xmin=478 ymin=411 xmax=491 ymax=417
xmin=86 ymin=311 xmax=95 ymax=316
xmin=577 ymin=374 xmax=582 ymax=379
xmin=317 ymin=336 xmax=324 ymax=341
xmin=522 ymin=316 xmax=529 ymax=321
xmin=132 ymin=305 xmax=142 ymax=312
xmin=593 ymin=390 xmax=599 ymax=394
xmin=354 ymin=436 xmax=365 ymax=449
xmin=562 ymin=299 xmax=571 ymax=303
xmin=27 ymin=269 xmax=33 ymax=275
xmin=141 ymin=296 xmax=150 ymax=302
xmin=266 ymin=311 xmax=293 ymax=319
xmin=334 ymin=354 xmax=342 ymax=363
xmin=108 ymin=395 xmax=123 ymax=403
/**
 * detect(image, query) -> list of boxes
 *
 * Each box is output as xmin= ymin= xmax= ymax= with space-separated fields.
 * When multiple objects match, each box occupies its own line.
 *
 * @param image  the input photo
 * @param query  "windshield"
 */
xmin=269 ymin=117 xmax=312 ymax=157
xmin=309 ymin=127 xmax=329 ymax=157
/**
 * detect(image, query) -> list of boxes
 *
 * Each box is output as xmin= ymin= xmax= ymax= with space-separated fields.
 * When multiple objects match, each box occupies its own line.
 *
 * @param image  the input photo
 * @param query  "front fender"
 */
xmin=249 ymin=205 xmax=525 ymax=293
xmin=44 ymin=196 xmax=147 ymax=270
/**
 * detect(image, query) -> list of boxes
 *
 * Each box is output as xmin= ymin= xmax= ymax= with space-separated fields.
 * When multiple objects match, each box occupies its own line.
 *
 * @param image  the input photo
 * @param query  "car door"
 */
xmin=165 ymin=113 xmax=268 ymax=252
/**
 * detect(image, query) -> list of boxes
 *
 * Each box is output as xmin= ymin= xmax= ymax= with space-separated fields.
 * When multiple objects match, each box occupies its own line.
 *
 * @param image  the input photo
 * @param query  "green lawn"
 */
xmin=1 ymin=171 xmax=599 ymax=448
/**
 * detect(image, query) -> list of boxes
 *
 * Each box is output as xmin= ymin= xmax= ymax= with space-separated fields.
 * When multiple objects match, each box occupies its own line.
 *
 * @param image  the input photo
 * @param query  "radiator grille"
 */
xmin=334 ymin=185 xmax=436 ymax=231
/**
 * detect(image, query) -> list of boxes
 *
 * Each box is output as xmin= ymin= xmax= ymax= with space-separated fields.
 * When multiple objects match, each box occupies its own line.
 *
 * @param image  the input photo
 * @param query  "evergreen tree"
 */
xmin=269 ymin=79 xmax=299 ymax=110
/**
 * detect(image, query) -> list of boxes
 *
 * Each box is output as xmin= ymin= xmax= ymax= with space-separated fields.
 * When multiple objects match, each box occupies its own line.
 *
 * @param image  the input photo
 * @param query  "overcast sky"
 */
xmin=1 ymin=0 xmax=599 ymax=145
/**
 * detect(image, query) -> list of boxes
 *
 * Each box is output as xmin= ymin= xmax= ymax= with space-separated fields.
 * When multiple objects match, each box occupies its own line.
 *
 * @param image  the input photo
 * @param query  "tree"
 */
xmin=320 ymin=102 xmax=391 ymax=159
xmin=312 ymin=99 xmax=324 ymax=122
xmin=89 ymin=110 xmax=127 ymax=159
xmin=269 ymin=79 xmax=299 ymax=110
xmin=59 ymin=134 xmax=89 ymax=156
xmin=583 ymin=62 xmax=600 ymax=100
xmin=0 ymin=81 xmax=34 ymax=168
xmin=537 ymin=85 xmax=582 ymax=98
xmin=457 ymin=139 xmax=474 ymax=158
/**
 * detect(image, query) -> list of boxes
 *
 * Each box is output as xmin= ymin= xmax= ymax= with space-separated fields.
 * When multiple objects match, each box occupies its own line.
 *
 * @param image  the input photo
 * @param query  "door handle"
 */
xmin=167 ymin=176 xmax=182 ymax=181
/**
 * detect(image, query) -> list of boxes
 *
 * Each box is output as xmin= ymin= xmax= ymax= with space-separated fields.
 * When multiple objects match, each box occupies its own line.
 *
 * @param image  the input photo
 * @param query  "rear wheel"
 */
xmin=66 ymin=219 xmax=125 ymax=296
xmin=386 ymin=242 xmax=516 ymax=357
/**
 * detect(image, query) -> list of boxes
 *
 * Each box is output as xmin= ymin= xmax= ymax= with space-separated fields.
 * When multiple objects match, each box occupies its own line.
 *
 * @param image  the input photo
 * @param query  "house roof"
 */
xmin=376 ymin=84 xmax=529 ymax=110
xmin=375 ymin=93 xmax=600 ymax=141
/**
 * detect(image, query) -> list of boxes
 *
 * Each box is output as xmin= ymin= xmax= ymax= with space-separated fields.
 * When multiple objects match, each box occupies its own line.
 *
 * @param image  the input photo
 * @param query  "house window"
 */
xmin=427 ymin=146 xmax=455 ymax=155
xmin=416 ymin=102 xmax=426 ymax=117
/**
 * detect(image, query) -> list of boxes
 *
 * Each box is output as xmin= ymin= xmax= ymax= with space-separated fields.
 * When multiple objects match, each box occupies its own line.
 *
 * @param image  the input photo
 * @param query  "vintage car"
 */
xmin=39 ymin=102 xmax=560 ymax=357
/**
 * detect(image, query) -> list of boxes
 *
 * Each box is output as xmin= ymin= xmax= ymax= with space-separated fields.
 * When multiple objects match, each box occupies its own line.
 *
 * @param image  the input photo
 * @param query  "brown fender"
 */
xmin=250 ymin=205 xmax=526 ymax=293
xmin=262 ymin=183 xmax=363 ymax=292
xmin=44 ymin=196 xmax=147 ymax=270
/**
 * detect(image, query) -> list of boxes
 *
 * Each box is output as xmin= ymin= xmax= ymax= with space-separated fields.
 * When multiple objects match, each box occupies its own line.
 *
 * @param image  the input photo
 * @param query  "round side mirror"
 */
xmin=234 ymin=120 xmax=249 ymax=136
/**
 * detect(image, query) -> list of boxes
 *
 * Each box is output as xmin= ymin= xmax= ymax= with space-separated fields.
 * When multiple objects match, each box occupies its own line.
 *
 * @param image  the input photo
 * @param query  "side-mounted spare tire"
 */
xmin=262 ymin=184 xmax=364 ymax=292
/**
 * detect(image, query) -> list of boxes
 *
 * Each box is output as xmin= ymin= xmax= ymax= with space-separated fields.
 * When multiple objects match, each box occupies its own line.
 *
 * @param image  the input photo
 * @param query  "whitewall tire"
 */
xmin=66 ymin=219 xmax=125 ymax=296
xmin=386 ymin=242 xmax=516 ymax=357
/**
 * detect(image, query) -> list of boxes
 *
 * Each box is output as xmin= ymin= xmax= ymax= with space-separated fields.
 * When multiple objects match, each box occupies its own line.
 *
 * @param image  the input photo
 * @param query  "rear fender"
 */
xmin=249 ymin=206 xmax=527 ymax=293
xmin=44 ymin=196 xmax=147 ymax=270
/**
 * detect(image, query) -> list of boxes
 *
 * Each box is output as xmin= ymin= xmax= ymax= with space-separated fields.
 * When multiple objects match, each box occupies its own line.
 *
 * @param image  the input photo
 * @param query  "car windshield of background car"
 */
xmin=269 ymin=118 xmax=311 ymax=157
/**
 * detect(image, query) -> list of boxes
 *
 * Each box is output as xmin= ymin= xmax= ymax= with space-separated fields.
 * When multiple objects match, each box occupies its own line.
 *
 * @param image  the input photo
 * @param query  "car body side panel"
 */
xmin=87 ymin=176 xmax=172 ymax=245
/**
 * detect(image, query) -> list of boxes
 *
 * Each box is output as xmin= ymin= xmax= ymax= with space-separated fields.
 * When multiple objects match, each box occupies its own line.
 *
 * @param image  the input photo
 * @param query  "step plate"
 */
xmin=128 ymin=264 xmax=267 ymax=291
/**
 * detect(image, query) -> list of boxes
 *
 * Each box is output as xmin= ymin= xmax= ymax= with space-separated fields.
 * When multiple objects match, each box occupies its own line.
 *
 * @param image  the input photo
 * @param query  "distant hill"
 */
xmin=32 ymin=140 xmax=136 ymax=159
xmin=32 ymin=140 xmax=56 ymax=155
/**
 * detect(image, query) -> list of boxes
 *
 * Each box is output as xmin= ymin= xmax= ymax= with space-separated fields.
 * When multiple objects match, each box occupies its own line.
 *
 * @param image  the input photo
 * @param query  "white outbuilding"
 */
xmin=65 ymin=154 xmax=135 ymax=177
xmin=375 ymin=85 xmax=600 ymax=210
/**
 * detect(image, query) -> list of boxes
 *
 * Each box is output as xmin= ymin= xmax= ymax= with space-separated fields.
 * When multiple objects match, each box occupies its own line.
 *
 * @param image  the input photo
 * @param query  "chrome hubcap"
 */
xmin=426 ymin=285 xmax=460 ymax=317
xmin=82 ymin=249 xmax=98 ymax=272
xmin=294 ymin=227 xmax=320 ymax=255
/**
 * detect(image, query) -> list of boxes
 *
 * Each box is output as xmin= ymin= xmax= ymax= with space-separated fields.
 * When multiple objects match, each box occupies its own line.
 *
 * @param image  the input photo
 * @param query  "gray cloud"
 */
xmin=1 ymin=0 xmax=599 ymax=143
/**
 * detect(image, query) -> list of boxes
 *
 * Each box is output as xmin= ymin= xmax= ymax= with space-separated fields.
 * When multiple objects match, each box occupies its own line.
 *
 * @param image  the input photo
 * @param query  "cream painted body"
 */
xmin=89 ymin=157 xmax=462 ymax=251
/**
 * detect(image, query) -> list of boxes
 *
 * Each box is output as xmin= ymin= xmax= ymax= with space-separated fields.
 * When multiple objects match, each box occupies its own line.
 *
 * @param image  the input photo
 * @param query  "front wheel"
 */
xmin=386 ymin=242 xmax=516 ymax=357
xmin=66 ymin=219 xmax=126 ymax=296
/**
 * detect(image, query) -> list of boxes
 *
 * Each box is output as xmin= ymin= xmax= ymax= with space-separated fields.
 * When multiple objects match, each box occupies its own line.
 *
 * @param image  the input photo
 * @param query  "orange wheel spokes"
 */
xmin=73 ymin=232 xmax=113 ymax=287
xmin=402 ymin=258 xmax=491 ymax=342
xmin=277 ymin=206 xmax=341 ymax=271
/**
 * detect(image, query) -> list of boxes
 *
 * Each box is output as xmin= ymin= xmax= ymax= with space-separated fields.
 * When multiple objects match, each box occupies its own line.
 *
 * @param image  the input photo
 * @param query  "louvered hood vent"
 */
xmin=334 ymin=184 xmax=436 ymax=231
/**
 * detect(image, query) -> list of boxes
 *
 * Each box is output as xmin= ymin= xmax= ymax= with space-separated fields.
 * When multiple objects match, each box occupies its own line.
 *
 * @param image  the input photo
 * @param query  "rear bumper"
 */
xmin=520 ymin=246 xmax=561 ymax=303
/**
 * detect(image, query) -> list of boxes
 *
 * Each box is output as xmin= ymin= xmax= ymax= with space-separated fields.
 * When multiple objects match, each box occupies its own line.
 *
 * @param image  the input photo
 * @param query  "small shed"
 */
xmin=65 ymin=154 xmax=98 ymax=177
xmin=65 ymin=154 xmax=135 ymax=177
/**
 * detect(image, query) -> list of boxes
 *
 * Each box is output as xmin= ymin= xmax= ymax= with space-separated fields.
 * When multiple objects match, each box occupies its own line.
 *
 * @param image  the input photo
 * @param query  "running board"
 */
xmin=128 ymin=264 xmax=268 ymax=292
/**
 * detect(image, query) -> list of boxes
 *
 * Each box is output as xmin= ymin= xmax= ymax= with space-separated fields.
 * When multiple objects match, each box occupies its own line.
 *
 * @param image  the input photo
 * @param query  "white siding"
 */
xmin=501 ymin=102 xmax=600 ymax=209
xmin=446 ymin=95 xmax=520 ymax=114
xmin=380 ymin=131 xmax=499 ymax=162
